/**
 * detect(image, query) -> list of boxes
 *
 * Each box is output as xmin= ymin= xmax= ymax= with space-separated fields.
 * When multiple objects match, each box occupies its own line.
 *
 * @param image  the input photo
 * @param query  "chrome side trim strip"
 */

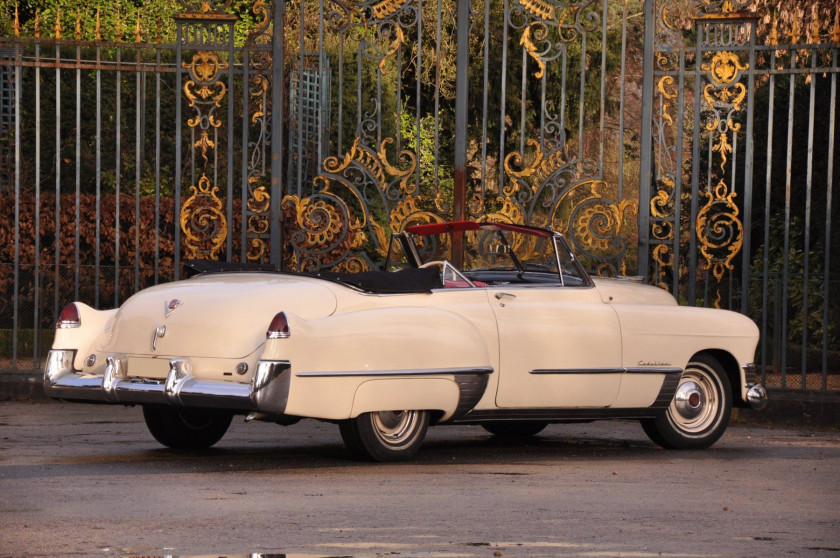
xmin=531 ymin=368 xmax=623 ymax=375
xmin=530 ymin=367 xmax=683 ymax=375
xmin=295 ymin=366 xmax=494 ymax=378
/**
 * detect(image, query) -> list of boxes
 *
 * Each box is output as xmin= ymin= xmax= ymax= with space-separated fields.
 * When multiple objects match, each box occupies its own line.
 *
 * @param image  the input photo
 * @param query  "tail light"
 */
xmin=57 ymin=303 xmax=81 ymax=329
xmin=267 ymin=312 xmax=291 ymax=339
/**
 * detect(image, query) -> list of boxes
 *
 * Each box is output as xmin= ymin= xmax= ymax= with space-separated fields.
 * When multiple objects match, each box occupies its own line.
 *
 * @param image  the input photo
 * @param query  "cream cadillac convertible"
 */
xmin=45 ymin=221 xmax=767 ymax=461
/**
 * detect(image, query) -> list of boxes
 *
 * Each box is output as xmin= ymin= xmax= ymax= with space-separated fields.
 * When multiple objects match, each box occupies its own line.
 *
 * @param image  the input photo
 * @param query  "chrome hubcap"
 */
xmin=668 ymin=367 xmax=721 ymax=435
xmin=371 ymin=411 xmax=420 ymax=446
xmin=674 ymin=381 xmax=705 ymax=420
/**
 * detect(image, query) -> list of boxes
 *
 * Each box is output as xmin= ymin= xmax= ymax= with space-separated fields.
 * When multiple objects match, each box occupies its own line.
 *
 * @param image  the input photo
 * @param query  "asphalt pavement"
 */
xmin=0 ymin=401 xmax=838 ymax=557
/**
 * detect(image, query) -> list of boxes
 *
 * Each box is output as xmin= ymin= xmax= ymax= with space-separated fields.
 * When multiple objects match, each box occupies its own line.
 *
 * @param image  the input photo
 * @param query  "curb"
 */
xmin=731 ymin=389 xmax=840 ymax=429
xmin=2 ymin=374 xmax=838 ymax=429
xmin=0 ymin=374 xmax=50 ymax=402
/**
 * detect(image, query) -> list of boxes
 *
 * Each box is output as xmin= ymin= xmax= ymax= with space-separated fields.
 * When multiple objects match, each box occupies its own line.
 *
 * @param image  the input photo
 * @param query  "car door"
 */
xmin=489 ymin=284 xmax=623 ymax=408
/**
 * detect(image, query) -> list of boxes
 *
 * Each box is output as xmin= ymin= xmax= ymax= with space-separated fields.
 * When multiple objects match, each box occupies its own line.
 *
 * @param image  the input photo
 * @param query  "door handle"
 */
xmin=494 ymin=292 xmax=516 ymax=300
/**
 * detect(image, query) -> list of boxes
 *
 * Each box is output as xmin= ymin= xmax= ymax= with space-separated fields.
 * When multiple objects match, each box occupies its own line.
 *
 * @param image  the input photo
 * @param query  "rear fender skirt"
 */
xmin=302 ymin=367 xmax=493 ymax=421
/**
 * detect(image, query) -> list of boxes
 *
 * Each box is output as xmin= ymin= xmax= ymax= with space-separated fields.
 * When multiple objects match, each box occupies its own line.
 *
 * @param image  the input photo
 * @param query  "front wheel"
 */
xmin=339 ymin=410 xmax=430 ymax=461
xmin=641 ymin=354 xmax=732 ymax=449
xmin=143 ymin=405 xmax=233 ymax=449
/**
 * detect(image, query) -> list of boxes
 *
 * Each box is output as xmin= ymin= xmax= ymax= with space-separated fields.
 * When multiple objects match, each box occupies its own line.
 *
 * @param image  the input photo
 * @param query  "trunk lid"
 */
xmin=97 ymin=273 xmax=337 ymax=358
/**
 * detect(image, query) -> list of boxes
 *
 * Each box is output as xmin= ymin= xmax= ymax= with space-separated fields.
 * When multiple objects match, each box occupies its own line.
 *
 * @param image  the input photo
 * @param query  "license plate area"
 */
xmin=127 ymin=357 xmax=171 ymax=379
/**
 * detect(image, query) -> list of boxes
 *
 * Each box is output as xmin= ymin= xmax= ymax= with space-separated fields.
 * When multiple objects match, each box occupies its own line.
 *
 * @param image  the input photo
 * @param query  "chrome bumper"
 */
xmin=44 ymin=350 xmax=290 ymax=414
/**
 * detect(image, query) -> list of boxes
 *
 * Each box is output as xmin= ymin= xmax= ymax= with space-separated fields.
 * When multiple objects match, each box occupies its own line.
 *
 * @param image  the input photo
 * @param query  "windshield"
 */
xmin=464 ymin=229 xmax=557 ymax=273
xmin=390 ymin=224 xmax=590 ymax=287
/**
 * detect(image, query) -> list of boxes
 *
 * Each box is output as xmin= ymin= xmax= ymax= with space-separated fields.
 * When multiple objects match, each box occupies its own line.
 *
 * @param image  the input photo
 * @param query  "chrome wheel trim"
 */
xmin=667 ymin=367 xmax=721 ymax=435
xmin=371 ymin=411 xmax=421 ymax=448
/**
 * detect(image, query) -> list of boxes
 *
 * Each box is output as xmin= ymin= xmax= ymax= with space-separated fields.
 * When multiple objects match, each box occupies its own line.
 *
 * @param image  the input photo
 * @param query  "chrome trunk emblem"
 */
xmin=164 ymin=299 xmax=183 ymax=317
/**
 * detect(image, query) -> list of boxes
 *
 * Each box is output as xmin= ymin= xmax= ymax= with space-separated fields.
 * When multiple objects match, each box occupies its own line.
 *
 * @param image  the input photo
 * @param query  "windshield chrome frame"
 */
xmin=552 ymin=233 xmax=593 ymax=287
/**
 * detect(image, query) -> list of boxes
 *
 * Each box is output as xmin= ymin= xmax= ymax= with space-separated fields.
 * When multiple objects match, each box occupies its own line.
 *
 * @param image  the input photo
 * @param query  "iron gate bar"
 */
xmin=617 ymin=0 xmax=628 ymax=200
xmin=241 ymin=47 xmax=250 ymax=263
xmin=174 ymin=23 xmax=182 ymax=280
xmin=115 ymin=43 xmax=121 ymax=306
xmin=781 ymin=50 xmax=796 ymax=389
xmin=54 ymin=40 xmax=60 ymax=327
xmin=135 ymin=45 xmax=141 ymax=294
xmin=825 ymin=49 xmax=837 ymax=390
xmin=34 ymin=40 xmax=40 ymax=364
xmin=12 ymin=48 xmax=20 ymax=369
xmin=480 ymin=0 xmax=489 ymax=202
xmin=75 ymin=39 xmax=80 ymax=302
xmin=155 ymin=43 xmax=162 ymax=285
xmin=95 ymin=39 xmax=101 ymax=308
xmin=271 ymin=0 xmax=285 ymax=269
xmin=672 ymin=48 xmax=685 ymax=297
xmin=759 ymin=47 xmax=776 ymax=390
xmin=637 ymin=0 xmax=654 ymax=282
xmin=802 ymin=48 xmax=816 ymax=386
xmin=741 ymin=18 xmax=756 ymax=316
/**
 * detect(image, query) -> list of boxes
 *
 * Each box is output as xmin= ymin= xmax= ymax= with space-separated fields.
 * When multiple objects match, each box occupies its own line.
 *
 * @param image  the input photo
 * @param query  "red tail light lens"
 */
xmin=57 ymin=303 xmax=81 ymax=329
xmin=267 ymin=312 xmax=291 ymax=339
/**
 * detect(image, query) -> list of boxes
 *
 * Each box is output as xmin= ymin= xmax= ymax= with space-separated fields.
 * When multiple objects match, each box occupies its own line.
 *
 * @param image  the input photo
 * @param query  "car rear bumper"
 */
xmin=44 ymin=350 xmax=290 ymax=415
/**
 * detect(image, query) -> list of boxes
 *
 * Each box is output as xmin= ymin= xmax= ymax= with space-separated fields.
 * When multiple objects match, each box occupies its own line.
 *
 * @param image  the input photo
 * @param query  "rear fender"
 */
xmin=266 ymin=307 xmax=492 ymax=420
xmin=52 ymin=303 xmax=118 ymax=371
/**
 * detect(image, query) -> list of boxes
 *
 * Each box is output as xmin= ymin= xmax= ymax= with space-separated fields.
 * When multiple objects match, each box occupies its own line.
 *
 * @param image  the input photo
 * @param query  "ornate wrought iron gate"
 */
xmin=1 ymin=0 xmax=838 ymax=392
xmin=639 ymin=0 xmax=839 ymax=391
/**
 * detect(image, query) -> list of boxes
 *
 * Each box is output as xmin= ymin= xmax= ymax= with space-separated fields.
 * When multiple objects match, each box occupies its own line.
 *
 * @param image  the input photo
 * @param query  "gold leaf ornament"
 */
xmin=180 ymin=174 xmax=228 ymax=260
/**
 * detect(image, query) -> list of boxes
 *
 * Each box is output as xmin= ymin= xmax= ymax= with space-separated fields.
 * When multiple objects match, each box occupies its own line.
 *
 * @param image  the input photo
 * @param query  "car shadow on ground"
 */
xmin=27 ymin=425 xmax=767 ymax=480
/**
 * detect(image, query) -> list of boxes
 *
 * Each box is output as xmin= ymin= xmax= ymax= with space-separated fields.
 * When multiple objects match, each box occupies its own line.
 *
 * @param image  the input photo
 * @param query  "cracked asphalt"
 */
xmin=0 ymin=401 xmax=838 ymax=557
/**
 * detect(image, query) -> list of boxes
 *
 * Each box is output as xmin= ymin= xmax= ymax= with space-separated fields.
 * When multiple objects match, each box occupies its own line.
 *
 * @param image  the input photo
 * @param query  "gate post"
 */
xmin=271 ymin=0 xmax=286 ymax=269
xmin=452 ymin=0 xmax=470 ymax=267
xmin=637 ymin=0 xmax=656 ymax=282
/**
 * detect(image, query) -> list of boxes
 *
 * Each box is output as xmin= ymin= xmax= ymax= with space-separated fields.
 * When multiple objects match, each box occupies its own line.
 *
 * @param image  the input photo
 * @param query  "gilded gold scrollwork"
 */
xmin=519 ymin=0 xmax=555 ymax=22
xmin=521 ymin=23 xmax=548 ymax=79
xmin=371 ymin=0 xmax=411 ymax=20
xmin=180 ymin=174 xmax=228 ymax=260
xmin=378 ymin=25 xmax=405 ymax=73
xmin=503 ymin=139 xmax=569 ymax=194
xmin=284 ymin=136 xmax=420 ymax=271
xmin=549 ymin=180 xmax=637 ymax=263
xmin=695 ymin=46 xmax=748 ymax=304
xmin=183 ymin=51 xmax=228 ymax=164
xmin=696 ymin=179 xmax=743 ymax=284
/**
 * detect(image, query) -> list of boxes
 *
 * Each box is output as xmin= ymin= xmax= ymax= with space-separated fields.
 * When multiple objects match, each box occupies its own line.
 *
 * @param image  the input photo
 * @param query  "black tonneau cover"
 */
xmin=184 ymin=260 xmax=443 ymax=294
xmin=314 ymin=267 xmax=442 ymax=294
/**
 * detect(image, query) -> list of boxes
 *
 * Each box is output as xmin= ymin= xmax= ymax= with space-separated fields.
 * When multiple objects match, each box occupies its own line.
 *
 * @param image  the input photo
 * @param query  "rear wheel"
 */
xmin=481 ymin=421 xmax=548 ymax=439
xmin=641 ymin=354 xmax=732 ymax=449
xmin=142 ymin=405 xmax=232 ymax=449
xmin=339 ymin=410 xmax=430 ymax=461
